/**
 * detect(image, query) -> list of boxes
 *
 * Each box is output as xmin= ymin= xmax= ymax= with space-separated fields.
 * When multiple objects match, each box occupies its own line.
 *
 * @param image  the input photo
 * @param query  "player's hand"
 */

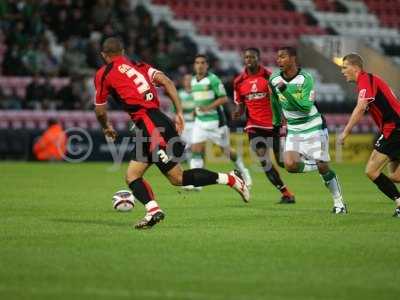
xmin=198 ymin=106 xmax=209 ymax=112
xmin=276 ymin=81 xmax=287 ymax=92
xmin=175 ymin=113 xmax=185 ymax=135
xmin=338 ymin=131 xmax=349 ymax=145
xmin=103 ymin=124 xmax=117 ymax=142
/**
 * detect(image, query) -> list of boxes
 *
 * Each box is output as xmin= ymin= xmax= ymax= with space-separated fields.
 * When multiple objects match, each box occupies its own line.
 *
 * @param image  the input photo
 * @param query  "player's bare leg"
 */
xmin=254 ymin=146 xmax=295 ymax=204
xmin=388 ymin=160 xmax=400 ymax=183
xmin=222 ymin=147 xmax=252 ymax=187
xmin=317 ymin=161 xmax=346 ymax=214
xmin=126 ymin=160 xmax=164 ymax=230
xmin=166 ymin=163 xmax=250 ymax=203
xmin=365 ymin=150 xmax=400 ymax=216
xmin=284 ymin=151 xmax=318 ymax=173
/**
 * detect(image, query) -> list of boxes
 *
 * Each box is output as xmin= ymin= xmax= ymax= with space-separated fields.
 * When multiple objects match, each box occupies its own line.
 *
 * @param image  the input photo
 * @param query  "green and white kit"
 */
xmin=191 ymin=72 xmax=229 ymax=147
xmin=177 ymin=88 xmax=195 ymax=144
xmin=270 ymin=69 xmax=330 ymax=162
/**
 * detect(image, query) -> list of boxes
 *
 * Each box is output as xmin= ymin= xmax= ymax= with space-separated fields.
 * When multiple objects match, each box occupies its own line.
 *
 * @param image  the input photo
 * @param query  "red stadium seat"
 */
xmin=154 ymin=0 xmax=326 ymax=61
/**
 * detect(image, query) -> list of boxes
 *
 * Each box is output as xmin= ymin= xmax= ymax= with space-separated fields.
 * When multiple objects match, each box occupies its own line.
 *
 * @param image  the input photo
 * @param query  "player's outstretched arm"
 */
xmin=95 ymin=105 xmax=117 ymax=141
xmin=153 ymin=72 xmax=184 ymax=134
xmin=339 ymin=99 xmax=368 ymax=144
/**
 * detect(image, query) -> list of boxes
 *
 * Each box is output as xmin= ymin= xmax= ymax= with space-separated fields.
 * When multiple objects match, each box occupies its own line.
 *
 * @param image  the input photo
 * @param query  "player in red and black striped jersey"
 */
xmin=339 ymin=53 xmax=400 ymax=217
xmin=232 ymin=48 xmax=295 ymax=204
xmin=94 ymin=37 xmax=250 ymax=229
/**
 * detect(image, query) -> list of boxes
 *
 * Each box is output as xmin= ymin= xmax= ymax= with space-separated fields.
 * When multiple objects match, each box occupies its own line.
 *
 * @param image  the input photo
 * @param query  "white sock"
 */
xmin=217 ymin=173 xmax=229 ymax=185
xmin=233 ymin=156 xmax=246 ymax=173
xmin=323 ymin=174 xmax=344 ymax=207
xmin=145 ymin=200 xmax=161 ymax=215
xmin=190 ymin=157 xmax=204 ymax=169
xmin=395 ymin=198 xmax=400 ymax=208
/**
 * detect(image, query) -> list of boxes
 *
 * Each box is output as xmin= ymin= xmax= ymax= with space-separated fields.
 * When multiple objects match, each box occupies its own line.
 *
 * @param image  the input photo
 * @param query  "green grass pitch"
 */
xmin=0 ymin=162 xmax=399 ymax=300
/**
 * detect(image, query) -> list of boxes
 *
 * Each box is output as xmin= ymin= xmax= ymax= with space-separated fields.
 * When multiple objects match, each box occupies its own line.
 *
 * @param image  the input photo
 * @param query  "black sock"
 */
xmin=182 ymin=168 xmax=218 ymax=187
xmin=128 ymin=178 xmax=154 ymax=205
xmin=261 ymin=161 xmax=285 ymax=191
xmin=272 ymin=135 xmax=284 ymax=168
xmin=373 ymin=173 xmax=400 ymax=201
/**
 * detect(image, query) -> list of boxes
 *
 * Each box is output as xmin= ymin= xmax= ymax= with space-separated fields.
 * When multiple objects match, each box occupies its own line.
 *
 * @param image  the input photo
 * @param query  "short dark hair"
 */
xmin=194 ymin=54 xmax=209 ymax=63
xmin=244 ymin=47 xmax=261 ymax=57
xmin=343 ymin=53 xmax=363 ymax=69
xmin=48 ymin=118 xmax=58 ymax=127
xmin=278 ymin=46 xmax=297 ymax=57
xmin=102 ymin=37 xmax=124 ymax=55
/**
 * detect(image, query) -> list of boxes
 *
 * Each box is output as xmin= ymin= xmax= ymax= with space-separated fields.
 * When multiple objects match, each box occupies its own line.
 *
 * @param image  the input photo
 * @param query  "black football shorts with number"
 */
xmin=131 ymin=109 xmax=185 ymax=173
xmin=248 ymin=127 xmax=282 ymax=152
xmin=374 ymin=128 xmax=400 ymax=161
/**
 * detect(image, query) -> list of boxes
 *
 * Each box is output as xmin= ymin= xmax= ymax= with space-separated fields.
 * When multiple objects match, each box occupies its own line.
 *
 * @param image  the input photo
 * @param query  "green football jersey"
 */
xmin=177 ymin=89 xmax=195 ymax=122
xmin=191 ymin=72 xmax=227 ymax=123
xmin=269 ymin=69 xmax=324 ymax=134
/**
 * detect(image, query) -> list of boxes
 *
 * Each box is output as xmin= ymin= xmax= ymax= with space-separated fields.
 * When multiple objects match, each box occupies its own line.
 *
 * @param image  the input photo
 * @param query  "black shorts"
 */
xmin=247 ymin=128 xmax=275 ymax=152
xmin=374 ymin=128 xmax=400 ymax=161
xmin=131 ymin=109 xmax=185 ymax=173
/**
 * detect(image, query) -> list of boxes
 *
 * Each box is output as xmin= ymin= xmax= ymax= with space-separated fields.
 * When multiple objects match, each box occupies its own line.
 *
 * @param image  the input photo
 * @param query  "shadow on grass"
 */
xmin=50 ymin=218 xmax=128 ymax=227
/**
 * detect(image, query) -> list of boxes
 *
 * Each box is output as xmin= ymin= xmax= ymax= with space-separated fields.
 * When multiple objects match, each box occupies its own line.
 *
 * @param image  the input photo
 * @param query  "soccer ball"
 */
xmin=112 ymin=190 xmax=135 ymax=212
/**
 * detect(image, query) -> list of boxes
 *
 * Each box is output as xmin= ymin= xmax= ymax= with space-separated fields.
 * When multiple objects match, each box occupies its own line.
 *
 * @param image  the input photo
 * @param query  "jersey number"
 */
xmin=126 ymin=68 xmax=150 ymax=94
xmin=119 ymin=64 xmax=154 ymax=101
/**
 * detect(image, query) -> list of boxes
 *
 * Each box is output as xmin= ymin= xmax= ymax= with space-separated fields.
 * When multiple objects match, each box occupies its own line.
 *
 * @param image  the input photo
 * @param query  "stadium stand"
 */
xmin=0 ymin=0 xmax=200 ymax=110
xmin=0 ymin=1 xmax=397 ymax=117
xmin=2 ymin=0 xmax=391 ymax=161
xmin=295 ymin=0 xmax=400 ymax=65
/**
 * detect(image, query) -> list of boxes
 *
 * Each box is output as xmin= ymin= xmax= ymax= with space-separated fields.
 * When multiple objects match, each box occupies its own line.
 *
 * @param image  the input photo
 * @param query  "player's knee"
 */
xmin=126 ymin=170 xmax=142 ymax=185
xmin=125 ymin=174 xmax=140 ymax=185
xmin=365 ymin=168 xmax=379 ymax=180
xmin=317 ymin=163 xmax=329 ymax=174
xmin=284 ymin=160 xmax=298 ymax=173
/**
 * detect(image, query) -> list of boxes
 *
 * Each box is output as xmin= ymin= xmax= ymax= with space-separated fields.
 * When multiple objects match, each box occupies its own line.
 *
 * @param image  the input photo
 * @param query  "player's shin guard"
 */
xmin=373 ymin=173 xmax=400 ymax=201
xmin=190 ymin=152 xmax=204 ymax=169
xmin=321 ymin=170 xmax=345 ymax=207
xmin=129 ymin=178 xmax=161 ymax=215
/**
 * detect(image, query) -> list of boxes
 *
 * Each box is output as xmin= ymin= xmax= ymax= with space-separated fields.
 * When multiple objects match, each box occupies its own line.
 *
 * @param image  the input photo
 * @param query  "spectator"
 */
xmin=26 ymin=74 xmax=43 ymax=109
xmin=59 ymin=37 xmax=88 ymax=76
xmin=2 ymin=44 xmax=24 ymax=75
xmin=2 ymin=87 xmax=23 ymax=110
xmin=86 ymin=38 xmax=103 ymax=69
xmin=56 ymin=76 xmax=86 ymax=110
xmin=91 ymin=0 xmax=112 ymax=30
xmin=68 ymin=7 xmax=90 ymax=38
xmin=33 ymin=118 xmax=67 ymax=161
xmin=6 ymin=21 xmax=28 ymax=49
xmin=21 ymin=41 xmax=41 ymax=75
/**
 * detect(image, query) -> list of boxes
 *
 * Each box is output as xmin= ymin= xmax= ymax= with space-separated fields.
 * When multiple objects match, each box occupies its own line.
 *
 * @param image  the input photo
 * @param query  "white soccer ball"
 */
xmin=112 ymin=190 xmax=135 ymax=212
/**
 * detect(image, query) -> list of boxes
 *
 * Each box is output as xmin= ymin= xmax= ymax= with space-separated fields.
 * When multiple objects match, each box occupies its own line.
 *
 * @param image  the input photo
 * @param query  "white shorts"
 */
xmin=191 ymin=120 xmax=230 ymax=148
xmin=181 ymin=122 xmax=194 ymax=145
xmin=285 ymin=128 xmax=330 ymax=162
